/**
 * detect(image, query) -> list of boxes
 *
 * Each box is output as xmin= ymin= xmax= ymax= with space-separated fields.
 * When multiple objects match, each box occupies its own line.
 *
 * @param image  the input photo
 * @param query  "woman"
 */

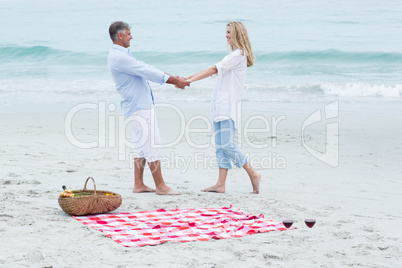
xmin=186 ymin=21 xmax=261 ymax=194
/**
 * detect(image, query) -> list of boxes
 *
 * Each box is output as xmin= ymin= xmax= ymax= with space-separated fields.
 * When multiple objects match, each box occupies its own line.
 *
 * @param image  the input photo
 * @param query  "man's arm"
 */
xmin=111 ymin=53 xmax=171 ymax=85
xmin=166 ymin=75 xmax=190 ymax=89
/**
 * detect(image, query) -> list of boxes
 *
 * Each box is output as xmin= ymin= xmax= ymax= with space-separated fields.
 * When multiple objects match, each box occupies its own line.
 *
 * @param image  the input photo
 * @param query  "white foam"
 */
xmin=320 ymin=82 xmax=402 ymax=98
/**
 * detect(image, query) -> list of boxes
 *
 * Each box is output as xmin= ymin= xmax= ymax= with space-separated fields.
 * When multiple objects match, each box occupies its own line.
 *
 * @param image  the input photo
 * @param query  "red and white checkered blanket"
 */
xmin=73 ymin=205 xmax=294 ymax=247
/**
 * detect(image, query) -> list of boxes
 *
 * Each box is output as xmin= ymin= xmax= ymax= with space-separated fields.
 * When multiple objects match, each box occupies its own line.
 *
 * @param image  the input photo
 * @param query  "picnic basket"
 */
xmin=58 ymin=177 xmax=122 ymax=216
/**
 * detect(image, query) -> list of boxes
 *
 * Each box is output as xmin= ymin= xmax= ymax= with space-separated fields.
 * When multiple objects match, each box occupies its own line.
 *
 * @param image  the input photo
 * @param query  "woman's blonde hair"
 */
xmin=227 ymin=21 xmax=254 ymax=67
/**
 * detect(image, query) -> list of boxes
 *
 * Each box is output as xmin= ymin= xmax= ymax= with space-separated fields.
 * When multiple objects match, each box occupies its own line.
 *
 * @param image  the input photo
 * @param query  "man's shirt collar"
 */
xmin=112 ymin=44 xmax=130 ymax=54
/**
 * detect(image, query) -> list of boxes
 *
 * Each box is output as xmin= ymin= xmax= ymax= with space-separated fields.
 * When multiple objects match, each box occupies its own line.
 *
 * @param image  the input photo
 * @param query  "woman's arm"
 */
xmin=186 ymin=66 xmax=218 ymax=83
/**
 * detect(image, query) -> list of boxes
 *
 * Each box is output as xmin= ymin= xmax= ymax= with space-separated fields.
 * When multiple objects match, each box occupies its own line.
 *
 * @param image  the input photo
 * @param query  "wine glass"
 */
xmin=282 ymin=220 xmax=293 ymax=229
xmin=304 ymin=219 xmax=316 ymax=228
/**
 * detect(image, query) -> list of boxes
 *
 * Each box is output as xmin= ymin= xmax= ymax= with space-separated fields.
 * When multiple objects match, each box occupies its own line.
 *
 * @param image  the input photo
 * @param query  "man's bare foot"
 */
xmin=133 ymin=185 xmax=156 ymax=193
xmin=156 ymin=185 xmax=181 ymax=195
xmin=201 ymin=184 xmax=225 ymax=193
xmin=251 ymin=173 xmax=261 ymax=194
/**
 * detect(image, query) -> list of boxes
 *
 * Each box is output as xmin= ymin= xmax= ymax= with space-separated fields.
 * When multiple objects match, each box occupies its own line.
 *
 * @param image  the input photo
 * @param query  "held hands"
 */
xmin=166 ymin=74 xmax=190 ymax=90
xmin=174 ymin=76 xmax=191 ymax=90
xmin=185 ymin=76 xmax=193 ymax=84
xmin=172 ymin=66 xmax=213 ymax=89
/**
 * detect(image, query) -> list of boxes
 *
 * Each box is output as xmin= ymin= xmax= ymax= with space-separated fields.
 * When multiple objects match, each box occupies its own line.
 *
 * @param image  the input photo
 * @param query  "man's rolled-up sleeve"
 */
xmin=163 ymin=73 xmax=170 ymax=83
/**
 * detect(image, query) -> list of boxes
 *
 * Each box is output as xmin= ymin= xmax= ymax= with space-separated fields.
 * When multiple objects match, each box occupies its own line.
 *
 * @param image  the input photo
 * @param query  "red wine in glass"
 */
xmin=282 ymin=220 xmax=293 ymax=228
xmin=305 ymin=219 xmax=316 ymax=228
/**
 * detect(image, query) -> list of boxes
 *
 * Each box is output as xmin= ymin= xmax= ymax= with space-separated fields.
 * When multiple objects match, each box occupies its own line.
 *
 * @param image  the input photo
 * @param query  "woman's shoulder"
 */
xmin=229 ymin=49 xmax=246 ymax=61
xmin=230 ymin=49 xmax=244 ymax=56
xmin=217 ymin=49 xmax=246 ymax=68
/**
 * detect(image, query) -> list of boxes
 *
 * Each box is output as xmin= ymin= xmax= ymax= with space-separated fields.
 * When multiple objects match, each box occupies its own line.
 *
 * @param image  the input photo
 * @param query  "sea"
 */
xmin=1 ymin=0 xmax=402 ymax=113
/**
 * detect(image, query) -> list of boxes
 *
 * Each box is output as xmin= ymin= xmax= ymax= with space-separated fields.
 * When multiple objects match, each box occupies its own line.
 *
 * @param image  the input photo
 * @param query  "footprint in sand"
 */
xmin=0 ymin=214 xmax=14 ymax=221
xmin=332 ymin=231 xmax=352 ymax=240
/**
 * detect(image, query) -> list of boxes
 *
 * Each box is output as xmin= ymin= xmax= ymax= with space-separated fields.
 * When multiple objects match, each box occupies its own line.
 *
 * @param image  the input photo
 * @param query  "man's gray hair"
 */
xmin=109 ymin=21 xmax=131 ymax=42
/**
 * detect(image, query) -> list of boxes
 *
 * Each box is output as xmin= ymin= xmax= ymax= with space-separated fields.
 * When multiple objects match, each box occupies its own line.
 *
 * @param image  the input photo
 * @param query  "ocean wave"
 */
xmin=243 ymin=83 xmax=402 ymax=99
xmin=319 ymin=82 xmax=402 ymax=98
xmin=126 ymin=50 xmax=402 ymax=65
xmin=2 ymin=45 xmax=402 ymax=66
xmin=255 ymin=50 xmax=402 ymax=64
xmin=0 ymin=78 xmax=400 ymax=103
xmin=0 ymin=78 xmax=116 ymax=95
xmin=155 ymin=82 xmax=402 ymax=101
xmin=0 ymin=45 xmax=105 ymax=65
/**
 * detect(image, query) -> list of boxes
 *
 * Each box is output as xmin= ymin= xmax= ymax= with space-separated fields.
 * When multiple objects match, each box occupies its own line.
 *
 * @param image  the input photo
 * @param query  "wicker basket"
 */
xmin=58 ymin=177 xmax=122 ymax=216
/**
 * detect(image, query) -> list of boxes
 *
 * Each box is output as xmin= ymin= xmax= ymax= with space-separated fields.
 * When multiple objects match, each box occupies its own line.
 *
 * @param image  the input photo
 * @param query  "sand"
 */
xmin=0 ymin=100 xmax=401 ymax=267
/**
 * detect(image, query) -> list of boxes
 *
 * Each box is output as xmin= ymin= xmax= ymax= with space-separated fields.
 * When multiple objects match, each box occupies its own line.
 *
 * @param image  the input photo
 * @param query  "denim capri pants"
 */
xmin=213 ymin=119 xmax=249 ymax=169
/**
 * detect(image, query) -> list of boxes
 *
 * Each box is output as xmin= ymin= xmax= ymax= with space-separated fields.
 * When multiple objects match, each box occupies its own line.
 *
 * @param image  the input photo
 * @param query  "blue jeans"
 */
xmin=213 ymin=119 xmax=248 ymax=169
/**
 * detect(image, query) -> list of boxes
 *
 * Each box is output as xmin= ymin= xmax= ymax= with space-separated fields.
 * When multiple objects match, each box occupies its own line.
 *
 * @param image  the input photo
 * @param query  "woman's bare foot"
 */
xmin=156 ymin=185 xmax=181 ymax=195
xmin=133 ymin=185 xmax=156 ymax=193
xmin=251 ymin=173 xmax=261 ymax=194
xmin=201 ymin=184 xmax=225 ymax=193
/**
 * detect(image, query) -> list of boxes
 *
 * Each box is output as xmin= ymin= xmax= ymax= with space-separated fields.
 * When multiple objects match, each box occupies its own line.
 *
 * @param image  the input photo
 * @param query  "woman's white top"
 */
xmin=212 ymin=49 xmax=247 ymax=129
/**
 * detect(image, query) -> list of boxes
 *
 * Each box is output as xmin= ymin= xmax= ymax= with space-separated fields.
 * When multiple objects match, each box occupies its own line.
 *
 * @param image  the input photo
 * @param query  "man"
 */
xmin=108 ymin=21 xmax=188 ymax=195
